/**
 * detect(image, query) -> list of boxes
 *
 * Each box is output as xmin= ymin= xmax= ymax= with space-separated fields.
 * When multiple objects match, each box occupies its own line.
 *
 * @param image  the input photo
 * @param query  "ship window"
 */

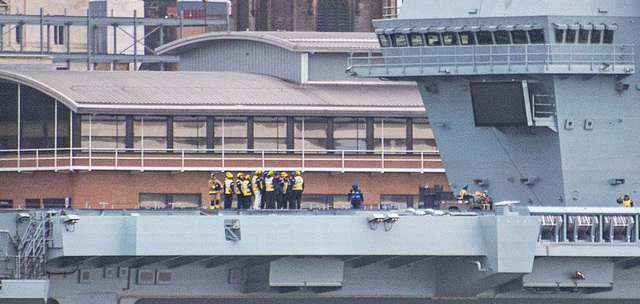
xmin=294 ymin=117 xmax=328 ymax=151
xmin=412 ymin=118 xmax=437 ymax=152
xmin=214 ymin=117 xmax=248 ymax=151
xmin=254 ymin=117 xmax=287 ymax=152
xmin=409 ymin=33 xmax=424 ymax=46
xmin=476 ymin=31 xmax=493 ymax=45
xmin=494 ymin=30 xmax=511 ymax=44
xmin=442 ymin=32 xmax=458 ymax=45
xmin=378 ymin=34 xmax=390 ymax=47
xmin=529 ymin=29 xmax=546 ymax=44
xmin=459 ymin=32 xmax=475 ymax=45
xmin=590 ymin=30 xmax=602 ymax=44
xmin=374 ymin=118 xmax=407 ymax=154
xmin=578 ymin=30 xmax=589 ymax=44
xmin=512 ymin=30 xmax=528 ymax=44
xmin=566 ymin=29 xmax=577 ymax=43
xmin=333 ymin=117 xmax=366 ymax=152
xmin=173 ymin=116 xmax=207 ymax=152
xmin=603 ymin=30 xmax=614 ymax=44
xmin=134 ymin=116 xmax=168 ymax=151
xmin=426 ymin=33 xmax=441 ymax=46
xmin=554 ymin=29 xmax=564 ymax=43
xmin=391 ymin=34 xmax=408 ymax=47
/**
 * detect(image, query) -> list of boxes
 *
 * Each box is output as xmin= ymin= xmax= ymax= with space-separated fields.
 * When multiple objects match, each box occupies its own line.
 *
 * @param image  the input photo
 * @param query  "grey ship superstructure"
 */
xmin=350 ymin=0 xmax=638 ymax=206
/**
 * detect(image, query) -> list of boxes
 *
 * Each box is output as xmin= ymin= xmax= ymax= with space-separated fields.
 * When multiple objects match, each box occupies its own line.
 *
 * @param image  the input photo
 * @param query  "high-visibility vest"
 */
xmin=224 ymin=179 xmax=234 ymax=195
xmin=623 ymin=199 xmax=632 ymax=207
xmin=209 ymin=180 xmax=221 ymax=194
xmin=293 ymin=176 xmax=304 ymax=191
xmin=235 ymin=181 xmax=242 ymax=195
xmin=265 ymin=177 xmax=275 ymax=192
xmin=242 ymin=180 xmax=252 ymax=196
xmin=350 ymin=189 xmax=362 ymax=201
xmin=458 ymin=189 xmax=468 ymax=199
xmin=252 ymin=175 xmax=261 ymax=191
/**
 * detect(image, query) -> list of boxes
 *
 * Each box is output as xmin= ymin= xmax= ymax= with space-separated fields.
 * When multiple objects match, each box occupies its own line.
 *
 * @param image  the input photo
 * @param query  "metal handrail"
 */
xmin=0 ymin=147 xmax=444 ymax=173
xmin=348 ymin=44 xmax=635 ymax=74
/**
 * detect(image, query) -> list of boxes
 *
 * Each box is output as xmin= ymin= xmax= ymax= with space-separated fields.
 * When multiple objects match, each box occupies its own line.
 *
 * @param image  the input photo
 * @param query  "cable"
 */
xmin=490 ymin=127 xmax=544 ymax=205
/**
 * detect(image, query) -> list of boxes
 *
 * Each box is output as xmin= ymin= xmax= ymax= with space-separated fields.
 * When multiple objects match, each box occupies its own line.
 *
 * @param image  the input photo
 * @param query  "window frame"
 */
xmin=578 ymin=29 xmax=590 ymax=44
xmin=408 ymin=33 xmax=425 ymax=47
xmin=459 ymin=31 xmax=476 ymax=45
xmin=441 ymin=32 xmax=458 ymax=46
xmin=493 ymin=30 xmax=511 ymax=45
xmin=426 ymin=32 xmax=441 ymax=46
xmin=602 ymin=29 xmax=614 ymax=44
xmin=378 ymin=34 xmax=390 ymax=47
xmin=528 ymin=29 xmax=546 ymax=44
xmin=511 ymin=30 xmax=528 ymax=44
xmin=476 ymin=31 xmax=494 ymax=45
xmin=554 ymin=29 xmax=565 ymax=43
xmin=590 ymin=29 xmax=602 ymax=44
xmin=391 ymin=33 xmax=408 ymax=47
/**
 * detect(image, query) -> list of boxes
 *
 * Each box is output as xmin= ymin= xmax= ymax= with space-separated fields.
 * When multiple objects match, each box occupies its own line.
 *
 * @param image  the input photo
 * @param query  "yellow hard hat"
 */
xmin=237 ymin=172 xmax=244 ymax=178
xmin=295 ymin=171 xmax=301 ymax=176
xmin=268 ymin=170 xmax=274 ymax=175
xmin=226 ymin=172 xmax=233 ymax=178
xmin=475 ymin=191 xmax=482 ymax=196
xmin=245 ymin=174 xmax=250 ymax=179
xmin=255 ymin=170 xmax=262 ymax=174
xmin=210 ymin=173 xmax=214 ymax=178
xmin=281 ymin=172 xmax=288 ymax=177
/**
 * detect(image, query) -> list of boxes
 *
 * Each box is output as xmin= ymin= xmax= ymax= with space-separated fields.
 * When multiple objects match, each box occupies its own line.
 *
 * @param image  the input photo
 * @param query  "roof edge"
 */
xmin=156 ymin=32 xmax=298 ymax=55
xmin=0 ymin=70 xmax=79 ymax=111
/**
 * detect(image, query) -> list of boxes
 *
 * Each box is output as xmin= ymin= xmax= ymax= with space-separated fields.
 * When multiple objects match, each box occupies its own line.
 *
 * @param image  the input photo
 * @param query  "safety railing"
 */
xmin=0 ymin=147 xmax=443 ymax=174
xmin=348 ymin=44 xmax=635 ymax=77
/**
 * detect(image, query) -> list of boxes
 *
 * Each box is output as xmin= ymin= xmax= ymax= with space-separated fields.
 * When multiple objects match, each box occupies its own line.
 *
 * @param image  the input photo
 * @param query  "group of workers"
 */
xmin=208 ymin=170 xmax=304 ymax=210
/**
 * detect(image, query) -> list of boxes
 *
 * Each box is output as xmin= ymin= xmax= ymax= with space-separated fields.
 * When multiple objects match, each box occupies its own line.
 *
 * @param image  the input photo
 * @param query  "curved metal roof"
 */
xmin=156 ymin=31 xmax=380 ymax=55
xmin=0 ymin=70 xmax=424 ymax=117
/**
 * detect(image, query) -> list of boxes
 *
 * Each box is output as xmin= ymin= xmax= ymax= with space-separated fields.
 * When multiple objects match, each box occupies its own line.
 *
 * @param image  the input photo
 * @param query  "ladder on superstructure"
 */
xmin=16 ymin=212 xmax=49 ymax=279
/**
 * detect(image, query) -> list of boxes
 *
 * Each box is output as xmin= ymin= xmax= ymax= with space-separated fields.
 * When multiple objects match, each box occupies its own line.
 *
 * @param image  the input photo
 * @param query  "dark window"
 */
xmin=0 ymin=83 xmax=18 ymax=150
xmin=54 ymin=25 xmax=65 ymax=45
xmin=43 ymin=198 xmax=67 ymax=209
xmin=470 ymin=82 xmax=529 ymax=127
xmin=20 ymin=87 xmax=55 ymax=150
xmin=578 ymin=29 xmax=590 ymax=44
xmin=494 ymin=31 xmax=511 ymax=44
xmin=409 ymin=33 xmax=424 ymax=46
xmin=317 ymin=0 xmax=350 ymax=32
xmin=426 ymin=33 xmax=441 ymax=46
xmin=139 ymin=193 xmax=201 ymax=209
xmin=391 ymin=34 xmax=408 ymax=47
xmin=15 ymin=25 xmax=23 ymax=44
xmin=566 ymin=29 xmax=577 ymax=43
xmin=26 ymin=199 xmax=41 ymax=209
xmin=56 ymin=102 xmax=70 ymax=150
xmin=442 ymin=32 xmax=457 ymax=45
xmin=511 ymin=30 xmax=528 ymax=44
xmin=603 ymin=30 xmax=614 ymax=44
xmin=378 ymin=34 xmax=390 ymax=47
xmin=459 ymin=32 xmax=475 ymax=45
xmin=590 ymin=30 xmax=602 ymax=44
xmin=529 ymin=29 xmax=546 ymax=44
xmin=476 ymin=31 xmax=493 ymax=45
xmin=554 ymin=29 xmax=564 ymax=43
xmin=0 ymin=199 xmax=13 ymax=209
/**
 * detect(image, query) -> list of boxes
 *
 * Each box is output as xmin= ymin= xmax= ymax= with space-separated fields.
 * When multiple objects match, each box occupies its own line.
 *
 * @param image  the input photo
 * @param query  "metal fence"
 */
xmin=0 ymin=147 xmax=443 ymax=174
xmin=349 ymin=44 xmax=635 ymax=76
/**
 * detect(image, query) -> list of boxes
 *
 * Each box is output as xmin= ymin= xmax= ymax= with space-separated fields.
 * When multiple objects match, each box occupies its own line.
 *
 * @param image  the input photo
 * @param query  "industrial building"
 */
xmin=0 ymin=70 xmax=443 ymax=210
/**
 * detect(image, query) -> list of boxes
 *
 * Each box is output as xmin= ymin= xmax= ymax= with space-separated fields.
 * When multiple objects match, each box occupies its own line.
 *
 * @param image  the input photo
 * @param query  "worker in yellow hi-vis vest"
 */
xmin=263 ymin=170 xmax=276 ymax=209
xmin=291 ymin=171 xmax=304 ymax=209
xmin=223 ymin=172 xmax=234 ymax=209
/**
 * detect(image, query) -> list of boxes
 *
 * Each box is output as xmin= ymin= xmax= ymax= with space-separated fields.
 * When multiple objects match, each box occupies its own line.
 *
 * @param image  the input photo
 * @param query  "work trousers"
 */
xmin=209 ymin=192 xmax=221 ymax=208
xmin=224 ymin=194 xmax=233 ymax=209
xmin=290 ymin=190 xmax=302 ymax=209
xmin=252 ymin=190 xmax=262 ymax=209
xmin=351 ymin=200 xmax=362 ymax=209
xmin=239 ymin=196 xmax=252 ymax=210
xmin=263 ymin=191 xmax=276 ymax=209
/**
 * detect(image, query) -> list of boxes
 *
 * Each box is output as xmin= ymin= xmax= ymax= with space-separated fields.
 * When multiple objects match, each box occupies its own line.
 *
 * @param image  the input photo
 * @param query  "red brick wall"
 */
xmin=0 ymin=171 xmax=448 ymax=209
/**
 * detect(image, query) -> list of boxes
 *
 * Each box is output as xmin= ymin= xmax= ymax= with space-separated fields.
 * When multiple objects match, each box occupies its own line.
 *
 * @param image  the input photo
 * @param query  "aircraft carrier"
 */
xmin=3 ymin=0 xmax=640 ymax=303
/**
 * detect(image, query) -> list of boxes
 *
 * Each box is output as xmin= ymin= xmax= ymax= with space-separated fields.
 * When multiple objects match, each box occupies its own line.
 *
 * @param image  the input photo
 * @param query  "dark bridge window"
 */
xmin=317 ymin=0 xmax=350 ymax=32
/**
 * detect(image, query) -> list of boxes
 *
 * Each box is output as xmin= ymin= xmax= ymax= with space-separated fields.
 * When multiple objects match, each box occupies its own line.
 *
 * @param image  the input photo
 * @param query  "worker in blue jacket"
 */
xmin=348 ymin=183 xmax=364 ymax=209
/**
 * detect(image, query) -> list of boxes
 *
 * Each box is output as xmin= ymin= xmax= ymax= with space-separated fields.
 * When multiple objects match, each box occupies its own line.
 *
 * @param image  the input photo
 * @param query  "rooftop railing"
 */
xmin=349 ymin=44 xmax=635 ymax=77
xmin=0 ymin=147 xmax=443 ymax=174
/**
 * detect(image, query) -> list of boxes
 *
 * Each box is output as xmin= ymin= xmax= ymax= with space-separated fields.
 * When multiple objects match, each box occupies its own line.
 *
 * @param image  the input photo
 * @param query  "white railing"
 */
xmin=0 ymin=147 xmax=443 ymax=174
xmin=349 ymin=44 xmax=635 ymax=76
